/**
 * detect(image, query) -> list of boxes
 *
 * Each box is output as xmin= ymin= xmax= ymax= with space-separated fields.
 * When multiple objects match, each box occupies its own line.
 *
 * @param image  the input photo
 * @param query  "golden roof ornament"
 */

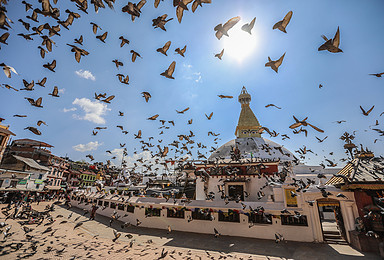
xmin=235 ymin=87 xmax=262 ymax=138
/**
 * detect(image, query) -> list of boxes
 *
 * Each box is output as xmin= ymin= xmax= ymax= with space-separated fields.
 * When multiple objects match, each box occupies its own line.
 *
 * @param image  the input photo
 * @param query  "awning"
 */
xmin=45 ymin=186 xmax=62 ymax=190
xmin=13 ymin=155 xmax=50 ymax=171
xmin=317 ymin=202 xmax=340 ymax=207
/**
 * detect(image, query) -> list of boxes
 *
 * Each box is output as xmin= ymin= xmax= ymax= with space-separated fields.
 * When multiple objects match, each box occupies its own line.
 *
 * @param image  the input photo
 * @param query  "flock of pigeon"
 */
xmin=0 ymin=0 xmax=383 ymax=173
xmin=0 ymin=200 xmax=227 ymax=259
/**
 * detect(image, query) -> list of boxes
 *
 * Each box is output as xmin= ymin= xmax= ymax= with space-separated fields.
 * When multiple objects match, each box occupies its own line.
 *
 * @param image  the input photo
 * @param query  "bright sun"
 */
xmin=221 ymin=26 xmax=258 ymax=63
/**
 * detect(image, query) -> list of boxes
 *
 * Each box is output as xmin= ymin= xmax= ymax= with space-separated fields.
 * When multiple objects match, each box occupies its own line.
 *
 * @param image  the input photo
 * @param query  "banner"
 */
xmin=285 ymin=188 xmax=298 ymax=207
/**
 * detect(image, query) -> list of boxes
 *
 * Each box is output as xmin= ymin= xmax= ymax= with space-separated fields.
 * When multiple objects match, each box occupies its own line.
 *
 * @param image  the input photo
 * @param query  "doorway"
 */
xmin=228 ymin=184 xmax=244 ymax=201
xmin=317 ymin=198 xmax=347 ymax=244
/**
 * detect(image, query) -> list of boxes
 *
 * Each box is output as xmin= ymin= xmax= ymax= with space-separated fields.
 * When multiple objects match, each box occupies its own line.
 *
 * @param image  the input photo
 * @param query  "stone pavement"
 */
xmin=62 ymin=205 xmax=380 ymax=260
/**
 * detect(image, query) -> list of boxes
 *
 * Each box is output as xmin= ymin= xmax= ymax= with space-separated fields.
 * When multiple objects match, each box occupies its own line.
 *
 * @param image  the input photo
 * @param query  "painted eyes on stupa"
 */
xmin=242 ymin=130 xmax=257 ymax=135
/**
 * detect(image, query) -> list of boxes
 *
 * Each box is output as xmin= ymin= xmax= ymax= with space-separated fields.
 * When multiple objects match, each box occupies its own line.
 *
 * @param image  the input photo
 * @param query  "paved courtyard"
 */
xmin=64 ymin=204 xmax=380 ymax=259
xmin=0 ymin=202 xmax=380 ymax=259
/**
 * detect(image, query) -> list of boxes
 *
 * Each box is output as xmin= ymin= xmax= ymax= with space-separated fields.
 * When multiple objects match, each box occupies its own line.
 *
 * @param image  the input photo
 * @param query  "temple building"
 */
xmin=209 ymin=86 xmax=294 ymax=162
xmin=72 ymin=87 xmax=361 ymax=246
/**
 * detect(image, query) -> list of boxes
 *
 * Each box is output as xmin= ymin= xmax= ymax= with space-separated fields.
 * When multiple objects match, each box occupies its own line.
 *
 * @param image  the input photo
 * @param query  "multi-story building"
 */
xmin=0 ymin=122 xmax=15 ymax=163
xmin=0 ymin=155 xmax=49 ymax=191
xmin=45 ymin=155 xmax=68 ymax=191
xmin=66 ymin=168 xmax=81 ymax=189
xmin=4 ymin=138 xmax=53 ymax=163
xmin=80 ymin=171 xmax=97 ymax=187
xmin=3 ymin=138 xmax=67 ymax=193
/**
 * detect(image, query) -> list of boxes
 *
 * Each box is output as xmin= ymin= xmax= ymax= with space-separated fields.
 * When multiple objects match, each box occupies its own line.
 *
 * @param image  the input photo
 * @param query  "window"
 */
xmin=110 ymin=202 xmax=116 ymax=209
xmin=104 ymin=201 xmax=109 ymax=207
xmin=118 ymin=204 xmax=125 ymax=211
xmin=145 ymin=208 xmax=161 ymax=217
xmin=281 ymin=215 xmax=308 ymax=226
xmin=35 ymin=184 xmax=40 ymax=189
xmin=248 ymin=212 xmax=272 ymax=224
xmin=126 ymin=205 xmax=135 ymax=213
xmin=98 ymin=200 xmax=103 ymax=206
xmin=10 ymin=180 xmax=18 ymax=187
xmin=192 ymin=209 xmax=212 ymax=220
xmin=167 ymin=208 xmax=185 ymax=219
xmin=38 ymin=174 xmax=43 ymax=179
xmin=218 ymin=210 xmax=240 ymax=223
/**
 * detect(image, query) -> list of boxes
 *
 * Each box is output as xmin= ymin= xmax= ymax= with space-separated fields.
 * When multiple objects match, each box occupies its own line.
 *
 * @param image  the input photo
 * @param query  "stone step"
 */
xmin=323 ymin=231 xmax=340 ymax=236
xmin=325 ymin=239 xmax=348 ymax=245
xmin=324 ymin=233 xmax=341 ymax=238
xmin=324 ymin=233 xmax=348 ymax=245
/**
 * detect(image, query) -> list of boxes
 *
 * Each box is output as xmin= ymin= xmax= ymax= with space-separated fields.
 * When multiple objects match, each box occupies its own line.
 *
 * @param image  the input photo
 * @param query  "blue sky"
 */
xmin=1 ymin=0 xmax=383 ymax=169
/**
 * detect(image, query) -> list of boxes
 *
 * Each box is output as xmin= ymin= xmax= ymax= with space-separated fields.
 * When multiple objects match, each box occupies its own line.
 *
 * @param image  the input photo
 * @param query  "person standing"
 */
xmin=90 ymin=203 xmax=98 ymax=220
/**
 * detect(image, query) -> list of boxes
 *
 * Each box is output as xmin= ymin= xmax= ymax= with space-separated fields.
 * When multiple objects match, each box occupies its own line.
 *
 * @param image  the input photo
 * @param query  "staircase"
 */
xmin=323 ymin=230 xmax=348 ymax=244
xmin=321 ymin=220 xmax=348 ymax=245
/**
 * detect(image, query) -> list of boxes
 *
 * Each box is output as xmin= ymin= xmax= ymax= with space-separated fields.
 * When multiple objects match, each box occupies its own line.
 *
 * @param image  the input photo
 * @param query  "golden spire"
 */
xmin=235 ymin=87 xmax=261 ymax=138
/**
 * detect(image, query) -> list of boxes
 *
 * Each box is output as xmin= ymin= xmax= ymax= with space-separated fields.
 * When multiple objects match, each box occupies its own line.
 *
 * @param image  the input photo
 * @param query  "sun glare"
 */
xmin=221 ymin=26 xmax=258 ymax=63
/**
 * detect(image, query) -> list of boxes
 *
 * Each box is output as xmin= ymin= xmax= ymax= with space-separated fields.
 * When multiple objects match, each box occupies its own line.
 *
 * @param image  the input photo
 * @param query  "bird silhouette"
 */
xmin=161 ymin=61 xmax=176 ymax=79
xmin=318 ymin=27 xmax=342 ymax=53
xmin=214 ymin=16 xmax=241 ymax=40
xmin=273 ymin=11 xmax=293 ymax=33
xmin=215 ymin=49 xmax=224 ymax=60
xmin=360 ymin=105 xmax=374 ymax=116
xmin=241 ymin=17 xmax=256 ymax=34
xmin=265 ymin=53 xmax=285 ymax=73
xmin=157 ymin=41 xmax=171 ymax=56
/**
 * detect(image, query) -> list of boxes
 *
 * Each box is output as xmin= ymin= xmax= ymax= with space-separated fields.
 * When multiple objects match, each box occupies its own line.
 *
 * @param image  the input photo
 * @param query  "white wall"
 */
xmin=72 ymin=195 xmax=314 ymax=242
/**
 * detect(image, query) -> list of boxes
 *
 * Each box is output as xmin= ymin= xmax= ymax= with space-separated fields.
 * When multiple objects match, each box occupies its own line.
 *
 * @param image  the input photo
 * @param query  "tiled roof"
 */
xmin=326 ymin=157 xmax=384 ymax=186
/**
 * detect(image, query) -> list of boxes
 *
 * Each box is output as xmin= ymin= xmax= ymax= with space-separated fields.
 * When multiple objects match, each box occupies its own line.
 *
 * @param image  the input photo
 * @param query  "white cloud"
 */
xmin=63 ymin=107 xmax=77 ymax=112
xmin=58 ymin=88 xmax=66 ymax=94
xmin=194 ymin=72 xmax=202 ymax=83
xmin=72 ymin=98 xmax=110 ymax=124
xmin=75 ymin=70 xmax=96 ymax=81
xmin=73 ymin=141 xmax=102 ymax=152
xmin=183 ymin=63 xmax=193 ymax=69
xmin=182 ymin=63 xmax=202 ymax=83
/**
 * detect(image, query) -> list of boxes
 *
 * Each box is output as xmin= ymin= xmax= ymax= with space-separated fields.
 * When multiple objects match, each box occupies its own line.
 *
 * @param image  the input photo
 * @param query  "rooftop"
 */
xmin=326 ymin=156 xmax=384 ymax=188
xmin=12 ymin=139 xmax=53 ymax=148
